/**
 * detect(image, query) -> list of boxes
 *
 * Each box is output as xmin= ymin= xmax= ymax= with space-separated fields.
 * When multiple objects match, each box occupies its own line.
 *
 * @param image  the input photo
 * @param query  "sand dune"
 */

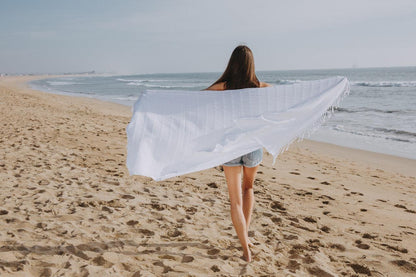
xmin=0 ymin=76 xmax=415 ymax=276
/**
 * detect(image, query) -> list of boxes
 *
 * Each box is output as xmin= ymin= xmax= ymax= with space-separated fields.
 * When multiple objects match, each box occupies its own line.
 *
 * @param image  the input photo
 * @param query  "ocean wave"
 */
xmin=112 ymin=96 xmax=140 ymax=101
xmin=126 ymin=82 xmax=175 ymax=88
xmin=332 ymin=126 xmax=414 ymax=143
xmin=352 ymin=81 xmax=416 ymax=87
xmin=47 ymin=81 xmax=75 ymax=86
xmin=117 ymin=78 xmax=147 ymax=83
xmin=373 ymin=127 xmax=416 ymax=138
xmin=117 ymin=78 xmax=169 ymax=83
xmin=334 ymin=107 xmax=413 ymax=114
xmin=126 ymin=81 xmax=146 ymax=86
xmin=274 ymin=79 xmax=302 ymax=85
xmin=125 ymin=82 xmax=201 ymax=89
xmin=117 ymin=78 xmax=134 ymax=82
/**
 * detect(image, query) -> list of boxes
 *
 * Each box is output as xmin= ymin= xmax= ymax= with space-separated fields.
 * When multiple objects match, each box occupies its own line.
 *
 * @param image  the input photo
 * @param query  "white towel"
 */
xmin=126 ymin=76 xmax=350 ymax=181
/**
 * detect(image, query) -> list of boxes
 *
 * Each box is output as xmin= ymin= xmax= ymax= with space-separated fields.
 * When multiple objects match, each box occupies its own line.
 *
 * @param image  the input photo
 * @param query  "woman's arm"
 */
xmin=260 ymin=82 xmax=272 ymax=87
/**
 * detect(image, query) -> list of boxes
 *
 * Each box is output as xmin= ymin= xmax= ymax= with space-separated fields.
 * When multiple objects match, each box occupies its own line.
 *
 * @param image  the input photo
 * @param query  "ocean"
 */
xmin=30 ymin=66 xmax=416 ymax=160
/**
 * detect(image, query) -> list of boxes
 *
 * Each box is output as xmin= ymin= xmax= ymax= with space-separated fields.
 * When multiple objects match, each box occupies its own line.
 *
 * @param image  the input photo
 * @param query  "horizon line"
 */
xmin=2 ymin=64 xmax=415 ymax=76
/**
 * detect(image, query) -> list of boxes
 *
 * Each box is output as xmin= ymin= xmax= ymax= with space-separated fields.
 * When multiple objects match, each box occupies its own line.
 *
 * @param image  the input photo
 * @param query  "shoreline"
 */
xmin=5 ymin=74 xmax=416 ymax=177
xmin=1 ymin=75 xmax=415 ymax=276
xmin=24 ymin=74 xmax=416 ymax=162
xmin=5 ymin=75 xmax=416 ymax=176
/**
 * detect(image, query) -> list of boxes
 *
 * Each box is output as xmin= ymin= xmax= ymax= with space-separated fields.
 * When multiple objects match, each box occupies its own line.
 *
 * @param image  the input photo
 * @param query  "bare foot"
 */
xmin=247 ymin=238 xmax=254 ymax=248
xmin=243 ymin=247 xmax=252 ymax=262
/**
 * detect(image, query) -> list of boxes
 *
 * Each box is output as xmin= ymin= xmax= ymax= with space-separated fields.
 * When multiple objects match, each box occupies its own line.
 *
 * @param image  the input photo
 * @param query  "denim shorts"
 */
xmin=223 ymin=148 xmax=263 ymax=167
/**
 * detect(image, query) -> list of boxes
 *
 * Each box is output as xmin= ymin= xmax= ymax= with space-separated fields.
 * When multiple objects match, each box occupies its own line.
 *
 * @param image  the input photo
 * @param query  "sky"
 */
xmin=1 ymin=0 xmax=416 ymax=74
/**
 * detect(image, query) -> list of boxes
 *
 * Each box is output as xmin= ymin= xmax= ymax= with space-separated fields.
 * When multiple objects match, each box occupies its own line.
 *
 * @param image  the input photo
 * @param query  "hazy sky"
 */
xmin=1 ymin=0 xmax=416 ymax=74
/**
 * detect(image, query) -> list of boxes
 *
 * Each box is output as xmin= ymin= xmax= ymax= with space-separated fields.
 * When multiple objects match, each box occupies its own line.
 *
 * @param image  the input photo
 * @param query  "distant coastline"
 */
xmin=2 ymin=65 xmax=416 ymax=77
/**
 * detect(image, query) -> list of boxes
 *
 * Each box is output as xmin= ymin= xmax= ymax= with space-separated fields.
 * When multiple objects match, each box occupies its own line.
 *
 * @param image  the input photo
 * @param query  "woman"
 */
xmin=205 ymin=45 xmax=271 ymax=262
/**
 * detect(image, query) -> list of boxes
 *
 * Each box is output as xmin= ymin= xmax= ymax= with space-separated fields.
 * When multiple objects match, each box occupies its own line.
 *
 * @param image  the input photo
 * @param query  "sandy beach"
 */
xmin=1 ymin=75 xmax=415 ymax=276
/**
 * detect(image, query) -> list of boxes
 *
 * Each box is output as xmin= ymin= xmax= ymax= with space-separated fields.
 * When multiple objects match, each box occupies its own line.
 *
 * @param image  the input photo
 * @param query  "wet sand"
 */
xmin=1 ymin=75 xmax=415 ymax=276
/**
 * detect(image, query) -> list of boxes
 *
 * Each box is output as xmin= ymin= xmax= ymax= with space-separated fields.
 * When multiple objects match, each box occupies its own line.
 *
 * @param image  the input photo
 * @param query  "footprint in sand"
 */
xmin=138 ymin=229 xmax=155 ymax=236
xmin=355 ymin=239 xmax=370 ymax=249
xmin=207 ymin=182 xmax=218 ymax=188
xmin=92 ymin=255 xmax=113 ymax=268
xmin=181 ymin=255 xmax=194 ymax=263
xmin=211 ymin=265 xmax=220 ymax=272
xmin=307 ymin=266 xmax=334 ymax=277
xmin=101 ymin=206 xmax=113 ymax=213
xmin=38 ymin=179 xmax=50 ymax=186
xmin=159 ymin=254 xmax=176 ymax=261
xmin=185 ymin=207 xmax=197 ymax=215
xmin=126 ymin=220 xmax=139 ymax=226
xmin=283 ymin=234 xmax=298 ymax=240
xmin=0 ymin=210 xmax=8 ymax=215
xmin=150 ymin=203 xmax=166 ymax=211
xmin=271 ymin=216 xmax=282 ymax=224
xmin=390 ymin=260 xmax=416 ymax=273
xmin=207 ymin=248 xmax=220 ymax=255
xmin=350 ymin=263 xmax=372 ymax=276
xmin=289 ymin=171 xmax=300 ymax=175
xmin=328 ymin=243 xmax=346 ymax=252
xmin=362 ymin=233 xmax=378 ymax=239
xmin=167 ymin=229 xmax=182 ymax=237
xmin=381 ymin=243 xmax=408 ymax=253
xmin=121 ymin=194 xmax=135 ymax=199
xmin=320 ymin=195 xmax=335 ymax=200
xmin=65 ymin=245 xmax=90 ymax=260
xmin=303 ymin=216 xmax=317 ymax=223
xmin=0 ymin=260 xmax=27 ymax=271
xmin=270 ymin=201 xmax=286 ymax=211
xmin=320 ymin=226 xmax=330 ymax=233
xmin=153 ymin=261 xmax=173 ymax=274
xmin=287 ymin=259 xmax=301 ymax=272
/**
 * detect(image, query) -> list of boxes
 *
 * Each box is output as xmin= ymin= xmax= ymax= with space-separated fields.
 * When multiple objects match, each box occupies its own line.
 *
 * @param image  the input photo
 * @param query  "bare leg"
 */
xmin=242 ymin=165 xmax=259 ymax=235
xmin=223 ymin=165 xmax=251 ymax=262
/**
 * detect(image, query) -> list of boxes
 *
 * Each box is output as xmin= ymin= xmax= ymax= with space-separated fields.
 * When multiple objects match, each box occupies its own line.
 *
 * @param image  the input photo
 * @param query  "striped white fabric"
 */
xmin=127 ymin=76 xmax=350 ymax=181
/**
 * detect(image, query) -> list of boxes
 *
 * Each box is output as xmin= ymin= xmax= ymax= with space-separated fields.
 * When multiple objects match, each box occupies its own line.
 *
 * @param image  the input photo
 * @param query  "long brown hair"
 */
xmin=210 ymin=45 xmax=260 ymax=90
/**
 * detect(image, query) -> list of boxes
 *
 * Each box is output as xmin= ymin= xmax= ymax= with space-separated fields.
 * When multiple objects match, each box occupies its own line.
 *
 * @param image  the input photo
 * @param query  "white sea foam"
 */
xmin=117 ymin=78 xmax=167 ymax=83
xmin=116 ymin=78 xmax=132 ymax=82
xmin=352 ymin=81 xmax=416 ymax=87
xmin=126 ymin=82 xmax=200 ymax=88
xmin=274 ymin=79 xmax=302 ymax=85
xmin=126 ymin=81 xmax=145 ymax=86
xmin=47 ymin=81 xmax=75 ymax=86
